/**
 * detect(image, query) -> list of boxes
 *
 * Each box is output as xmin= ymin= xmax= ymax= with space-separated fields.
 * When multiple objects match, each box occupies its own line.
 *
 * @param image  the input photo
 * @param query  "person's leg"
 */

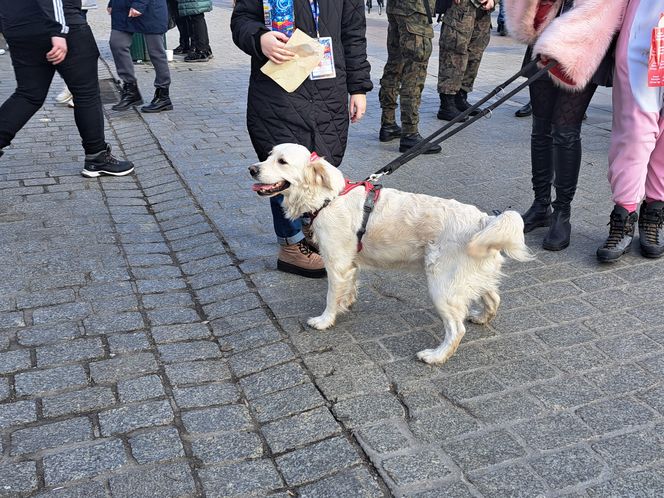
xmin=455 ymin=8 xmax=490 ymax=115
xmin=109 ymin=29 xmax=143 ymax=110
xmin=141 ymin=34 xmax=173 ymax=113
xmin=437 ymin=2 xmax=473 ymax=121
xmin=378 ymin=13 xmax=404 ymax=140
xmin=0 ymin=36 xmax=55 ymax=152
xmin=185 ymin=14 xmax=210 ymax=62
xmin=175 ymin=15 xmax=190 ymax=51
xmin=543 ymin=83 xmax=597 ymax=251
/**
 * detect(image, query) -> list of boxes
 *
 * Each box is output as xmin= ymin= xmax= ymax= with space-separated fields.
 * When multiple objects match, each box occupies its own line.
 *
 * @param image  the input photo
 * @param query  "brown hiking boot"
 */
xmin=277 ymin=240 xmax=326 ymax=278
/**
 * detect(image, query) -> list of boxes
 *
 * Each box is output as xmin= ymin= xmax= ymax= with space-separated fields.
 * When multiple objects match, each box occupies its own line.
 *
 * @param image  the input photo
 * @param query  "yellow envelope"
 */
xmin=261 ymin=29 xmax=324 ymax=93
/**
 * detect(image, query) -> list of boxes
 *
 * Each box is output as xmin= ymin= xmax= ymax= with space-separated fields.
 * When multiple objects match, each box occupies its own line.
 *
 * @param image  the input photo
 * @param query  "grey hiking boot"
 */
xmin=639 ymin=201 xmax=664 ymax=258
xmin=597 ymin=205 xmax=638 ymax=263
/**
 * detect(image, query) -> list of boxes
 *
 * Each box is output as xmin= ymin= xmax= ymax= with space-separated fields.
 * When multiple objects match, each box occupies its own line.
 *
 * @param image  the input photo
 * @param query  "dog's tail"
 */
xmin=466 ymin=211 xmax=534 ymax=262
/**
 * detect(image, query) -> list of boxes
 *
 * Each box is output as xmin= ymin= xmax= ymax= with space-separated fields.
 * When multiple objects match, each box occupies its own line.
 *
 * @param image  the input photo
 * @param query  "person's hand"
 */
xmin=349 ymin=94 xmax=366 ymax=123
xmin=46 ymin=36 xmax=67 ymax=65
xmin=128 ymin=8 xmax=142 ymax=17
xmin=481 ymin=0 xmax=495 ymax=10
xmin=260 ymin=31 xmax=295 ymax=64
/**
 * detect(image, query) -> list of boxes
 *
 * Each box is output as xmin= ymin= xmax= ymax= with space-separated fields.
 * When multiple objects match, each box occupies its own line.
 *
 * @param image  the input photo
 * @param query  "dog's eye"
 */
xmin=277 ymin=158 xmax=288 ymax=165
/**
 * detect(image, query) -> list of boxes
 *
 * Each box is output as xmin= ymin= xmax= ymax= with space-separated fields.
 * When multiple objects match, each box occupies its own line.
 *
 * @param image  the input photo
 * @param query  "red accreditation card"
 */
xmin=648 ymin=13 xmax=664 ymax=87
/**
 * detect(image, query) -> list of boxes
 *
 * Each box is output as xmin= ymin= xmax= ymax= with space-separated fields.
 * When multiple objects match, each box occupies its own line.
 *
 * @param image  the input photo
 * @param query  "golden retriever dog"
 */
xmin=249 ymin=144 xmax=533 ymax=365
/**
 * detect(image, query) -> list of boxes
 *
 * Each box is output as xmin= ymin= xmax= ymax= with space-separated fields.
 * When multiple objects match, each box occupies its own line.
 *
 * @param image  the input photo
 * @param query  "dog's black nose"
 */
xmin=248 ymin=165 xmax=259 ymax=178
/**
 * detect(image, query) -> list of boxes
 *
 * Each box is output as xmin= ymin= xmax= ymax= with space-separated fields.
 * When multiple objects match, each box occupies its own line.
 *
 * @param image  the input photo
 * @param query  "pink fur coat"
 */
xmin=503 ymin=0 xmax=629 ymax=90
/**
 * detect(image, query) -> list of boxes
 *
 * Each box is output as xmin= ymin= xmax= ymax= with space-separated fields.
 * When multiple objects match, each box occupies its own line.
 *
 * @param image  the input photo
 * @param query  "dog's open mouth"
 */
xmin=251 ymin=180 xmax=290 ymax=196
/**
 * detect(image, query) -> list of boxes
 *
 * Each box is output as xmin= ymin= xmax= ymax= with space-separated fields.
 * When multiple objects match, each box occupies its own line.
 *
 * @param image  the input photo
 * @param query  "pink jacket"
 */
xmin=503 ymin=0 xmax=629 ymax=90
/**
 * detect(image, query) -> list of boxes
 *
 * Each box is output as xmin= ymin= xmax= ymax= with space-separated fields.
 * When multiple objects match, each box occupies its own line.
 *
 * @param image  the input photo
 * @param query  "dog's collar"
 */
xmin=307 ymin=179 xmax=382 ymax=252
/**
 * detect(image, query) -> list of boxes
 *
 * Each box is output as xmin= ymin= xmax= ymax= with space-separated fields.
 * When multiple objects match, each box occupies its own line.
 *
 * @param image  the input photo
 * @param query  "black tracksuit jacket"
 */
xmin=0 ymin=0 xmax=85 ymax=40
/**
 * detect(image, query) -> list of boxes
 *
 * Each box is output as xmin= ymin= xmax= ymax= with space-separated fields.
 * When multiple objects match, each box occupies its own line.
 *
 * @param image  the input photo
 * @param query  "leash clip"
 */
xmin=368 ymin=172 xmax=386 ymax=182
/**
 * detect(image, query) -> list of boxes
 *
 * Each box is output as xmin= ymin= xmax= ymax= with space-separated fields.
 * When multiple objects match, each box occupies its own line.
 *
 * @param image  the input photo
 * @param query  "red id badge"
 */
xmin=648 ymin=13 xmax=664 ymax=87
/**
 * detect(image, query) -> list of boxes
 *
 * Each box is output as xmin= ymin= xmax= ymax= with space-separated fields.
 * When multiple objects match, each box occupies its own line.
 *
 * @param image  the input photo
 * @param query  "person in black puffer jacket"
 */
xmin=231 ymin=0 xmax=372 ymax=278
xmin=178 ymin=0 xmax=212 ymax=62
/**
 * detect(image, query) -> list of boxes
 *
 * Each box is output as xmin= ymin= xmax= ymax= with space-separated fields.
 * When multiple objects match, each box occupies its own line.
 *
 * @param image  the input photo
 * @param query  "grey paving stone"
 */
xmin=230 ymin=341 xmax=298 ymax=378
xmin=380 ymin=330 xmax=440 ymax=358
xmin=173 ymin=382 xmax=240 ymax=409
xmin=583 ymin=312 xmax=644 ymax=336
xmin=577 ymin=397 xmax=657 ymax=433
xmin=32 ymin=302 xmax=91 ymax=324
xmin=436 ymin=370 xmax=505 ymax=401
xmin=199 ymin=460 xmax=283 ymax=497
xmin=544 ymin=344 xmax=610 ymax=373
xmin=117 ymin=375 xmax=166 ymax=403
xmin=407 ymin=481 xmax=475 ymax=498
xmin=180 ymin=253 xmax=233 ymax=275
xmin=464 ymin=390 xmax=543 ymax=424
xmin=408 ymin=404 xmax=479 ymax=443
xmin=382 ymin=449 xmax=452 ymax=486
xmin=297 ymin=467 xmax=384 ymax=498
xmin=639 ymin=384 xmax=664 ymax=415
xmin=490 ymin=356 xmax=560 ymax=387
xmin=586 ymin=468 xmax=664 ymax=497
xmin=443 ymin=430 xmax=526 ymax=472
xmin=14 ymin=364 xmax=88 ymax=396
xmin=239 ymin=361 xmax=309 ymax=400
xmin=262 ymin=406 xmax=341 ymax=454
xmin=0 ymin=311 xmax=26 ymax=328
xmin=357 ymin=421 xmax=411 ymax=454
xmin=0 ymin=461 xmax=38 ymax=496
xmin=99 ymin=400 xmax=174 ymax=436
xmin=220 ymin=324 xmax=282 ymax=354
xmin=470 ymin=464 xmax=548 ymax=497
xmin=181 ymin=404 xmax=253 ymax=434
xmin=10 ymin=417 xmax=93 ymax=455
xmin=164 ymin=359 xmax=232 ymax=386
xmin=399 ymin=383 xmax=447 ymax=413
xmin=585 ymin=363 xmax=658 ymax=395
xmin=529 ymin=376 xmax=603 ymax=410
xmin=592 ymin=430 xmax=664 ymax=471
xmin=0 ymin=349 xmax=31 ymax=374
xmin=83 ymin=312 xmax=145 ymax=334
xmin=535 ymin=323 xmax=597 ymax=348
xmin=147 ymin=307 xmax=200 ymax=326
xmin=0 ymin=400 xmax=37 ymax=429
xmin=276 ymin=436 xmax=361 ymax=486
xmin=33 ymin=480 xmax=108 ymax=498
xmin=152 ymin=323 xmax=211 ymax=343
xmin=129 ymin=426 xmax=185 ymax=464
xmin=191 ymin=431 xmax=263 ymax=463
xmin=0 ymin=377 xmax=9 ymax=401
xmin=89 ymin=353 xmax=158 ymax=382
xmin=513 ymin=412 xmax=593 ymax=450
xmin=108 ymin=462 xmax=197 ymax=498
xmin=15 ymin=289 xmax=76 ymax=309
xmin=202 ymin=293 xmax=263 ymax=319
xmin=42 ymin=386 xmax=116 ymax=417
xmin=530 ymin=446 xmax=605 ymax=490
xmin=107 ymin=331 xmax=151 ymax=354
xmin=252 ymin=383 xmax=326 ymax=423
xmin=35 ymin=337 xmax=105 ymax=367
xmin=317 ymin=364 xmax=391 ymax=403
xmin=595 ymin=332 xmax=661 ymax=360
xmin=333 ymin=393 xmax=405 ymax=428
xmin=43 ymin=438 xmax=128 ymax=486
xmin=158 ymin=340 xmax=222 ymax=363
xmin=142 ymin=291 xmax=194 ymax=309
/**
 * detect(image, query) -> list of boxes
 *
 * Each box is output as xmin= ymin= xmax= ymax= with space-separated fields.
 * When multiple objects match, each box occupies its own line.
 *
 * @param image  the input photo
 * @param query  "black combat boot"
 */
xmin=515 ymin=102 xmax=532 ymax=117
xmin=437 ymin=93 xmax=468 ymax=122
xmin=542 ymin=124 xmax=582 ymax=251
xmin=111 ymin=82 xmax=143 ymax=111
xmin=596 ymin=206 xmax=638 ymax=262
xmin=638 ymin=201 xmax=664 ymax=258
xmin=141 ymin=87 xmax=173 ymax=113
xmin=454 ymin=89 xmax=480 ymax=116
xmin=82 ymin=145 xmax=135 ymax=178
xmin=379 ymin=123 xmax=401 ymax=142
xmin=522 ymin=117 xmax=554 ymax=232
xmin=399 ymin=133 xmax=441 ymax=154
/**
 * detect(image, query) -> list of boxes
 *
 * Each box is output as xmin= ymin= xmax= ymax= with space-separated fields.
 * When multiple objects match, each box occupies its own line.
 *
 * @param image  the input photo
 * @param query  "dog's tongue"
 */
xmin=252 ymin=183 xmax=271 ymax=192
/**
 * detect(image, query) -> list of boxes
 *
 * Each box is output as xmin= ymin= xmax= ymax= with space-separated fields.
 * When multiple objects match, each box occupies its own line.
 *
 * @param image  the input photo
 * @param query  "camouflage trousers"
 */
xmin=379 ymin=12 xmax=434 ymax=134
xmin=437 ymin=2 xmax=491 ymax=95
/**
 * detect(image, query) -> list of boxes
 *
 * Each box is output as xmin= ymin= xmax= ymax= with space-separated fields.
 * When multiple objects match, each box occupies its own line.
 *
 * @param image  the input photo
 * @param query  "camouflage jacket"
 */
xmin=386 ymin=0 xmax=436 ymax=17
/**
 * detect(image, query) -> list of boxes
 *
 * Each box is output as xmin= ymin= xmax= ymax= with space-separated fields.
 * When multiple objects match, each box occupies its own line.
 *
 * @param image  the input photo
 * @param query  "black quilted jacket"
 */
xmin=231 ymin=0 xmax=373 ymax=166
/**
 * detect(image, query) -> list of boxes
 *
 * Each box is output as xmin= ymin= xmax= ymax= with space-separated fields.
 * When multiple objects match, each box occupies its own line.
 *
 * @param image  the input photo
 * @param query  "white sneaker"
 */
xmin=55 ymin=87 xmax=73 ymax=104
xmin=0 ymin=49 xmax=5 ymax=55
xmin=67 ymin=99 xmax=75 ymax=108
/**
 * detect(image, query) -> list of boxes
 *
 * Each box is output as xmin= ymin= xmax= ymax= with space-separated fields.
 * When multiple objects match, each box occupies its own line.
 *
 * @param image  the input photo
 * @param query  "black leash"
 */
xmin=365 ymin=58 xmax=559 ymax=181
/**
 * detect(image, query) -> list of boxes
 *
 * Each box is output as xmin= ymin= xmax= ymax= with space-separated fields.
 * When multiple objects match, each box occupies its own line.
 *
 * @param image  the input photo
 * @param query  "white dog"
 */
xmin=250 ymin=144 xmax=533 ymax=365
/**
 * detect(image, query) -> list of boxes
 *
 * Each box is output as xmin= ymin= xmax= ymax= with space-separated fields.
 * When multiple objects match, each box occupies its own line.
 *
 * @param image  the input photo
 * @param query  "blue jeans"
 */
xmin=497 ymin=2 xmax=505 ymax=24
xmin=270 ymin=195 xmax=304 ymax=246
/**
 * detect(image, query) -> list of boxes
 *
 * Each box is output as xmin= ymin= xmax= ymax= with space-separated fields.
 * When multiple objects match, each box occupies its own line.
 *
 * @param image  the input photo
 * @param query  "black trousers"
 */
xmin=0 ymin=24 xmax=106 ymax=155
xmin=189 ymin=13 xmax=211 ymax=53
xmin=175 ymin=15 xmax=191 ymax=49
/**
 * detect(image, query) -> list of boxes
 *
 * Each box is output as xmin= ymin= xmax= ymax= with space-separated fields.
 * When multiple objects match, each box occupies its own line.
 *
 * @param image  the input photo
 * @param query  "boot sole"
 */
xmin=597 ymin=245 xmax=631 ymax=263
xmin=111 ymin=101 xmax=144 ymax=111
xmin=399 ymin=145 xmax=441 ymax=154
xmin=277 ymin=260 xmax=326 ymax=278
xmin=523 ymin=218 xmax=552 ymax=233
xmin=141 ymin=105 xmax=174 ymax=113
xmin=640 ymin=246 xmax=664 ymax=259
xmin=542 ymin=239 xmax=570 ymax=251
xmin=437 ymin=113 xmax=469 ymax=122
xmin=379 ymin=135 xmax=400 ymax=143
xmin=81 ymin=166 xmax=135 ymax=178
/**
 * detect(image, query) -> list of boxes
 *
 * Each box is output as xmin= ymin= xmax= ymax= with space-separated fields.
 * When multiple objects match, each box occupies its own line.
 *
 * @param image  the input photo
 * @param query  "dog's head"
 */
xmin=249 ymin=144 xmax=343 ymax=218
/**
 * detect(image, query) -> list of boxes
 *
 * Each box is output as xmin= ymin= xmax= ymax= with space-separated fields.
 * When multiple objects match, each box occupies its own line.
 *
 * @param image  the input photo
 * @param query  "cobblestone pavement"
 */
xmin=1 ymin=1 xmax=663 ymax=496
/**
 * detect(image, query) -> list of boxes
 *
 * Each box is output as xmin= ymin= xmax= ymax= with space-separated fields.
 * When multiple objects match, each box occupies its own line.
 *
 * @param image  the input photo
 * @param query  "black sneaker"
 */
xmin=184 ymin=50 xmax=210 ymax=63
xmin=379 ymin=123 xmax=401 ymax=142
xmin=82 ymin=145 xmax=135 ymax=178
xmin=639 ymin=201 xmax=664 ymax=258
xmin=596 ymin=205 xmax=638 ymax=263
xmin=399 ymin=133 xmax=441 ymax=154
xmin=173 ymin=45 xmax=190 ymax=55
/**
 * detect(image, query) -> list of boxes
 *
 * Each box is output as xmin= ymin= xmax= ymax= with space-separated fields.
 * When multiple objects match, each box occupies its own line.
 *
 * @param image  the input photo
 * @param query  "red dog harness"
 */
xmin=307 ymin=153 xmax=381 ymax=252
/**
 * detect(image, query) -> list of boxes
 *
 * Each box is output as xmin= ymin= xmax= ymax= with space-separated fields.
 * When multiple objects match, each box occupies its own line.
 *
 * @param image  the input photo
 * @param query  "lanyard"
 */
xmin=309 ymin=0 xmax=320 ymax=38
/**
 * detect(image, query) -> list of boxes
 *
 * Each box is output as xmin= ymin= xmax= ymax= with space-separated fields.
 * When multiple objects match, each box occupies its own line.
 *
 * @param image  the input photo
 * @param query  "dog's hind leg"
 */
xmin=337 ymin=266 xmax=358 ymax=311
xmin=308 ymin=260 xmax=356 ymax=330
xmin=468 ymin=289 xmax=500 ymax=324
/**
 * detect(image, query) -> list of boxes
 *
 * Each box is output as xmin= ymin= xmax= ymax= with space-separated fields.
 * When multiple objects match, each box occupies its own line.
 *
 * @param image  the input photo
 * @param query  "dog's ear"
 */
xmin=305 ymin=158 xmax=333 ymax=190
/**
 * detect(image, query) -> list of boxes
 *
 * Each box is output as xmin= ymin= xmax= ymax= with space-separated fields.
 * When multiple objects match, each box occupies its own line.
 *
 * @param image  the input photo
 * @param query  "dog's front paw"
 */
xmin=307 ymin=315 xmax=335 ymax=330
xmin=416 ymin=348 xmax=450 ymax=365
